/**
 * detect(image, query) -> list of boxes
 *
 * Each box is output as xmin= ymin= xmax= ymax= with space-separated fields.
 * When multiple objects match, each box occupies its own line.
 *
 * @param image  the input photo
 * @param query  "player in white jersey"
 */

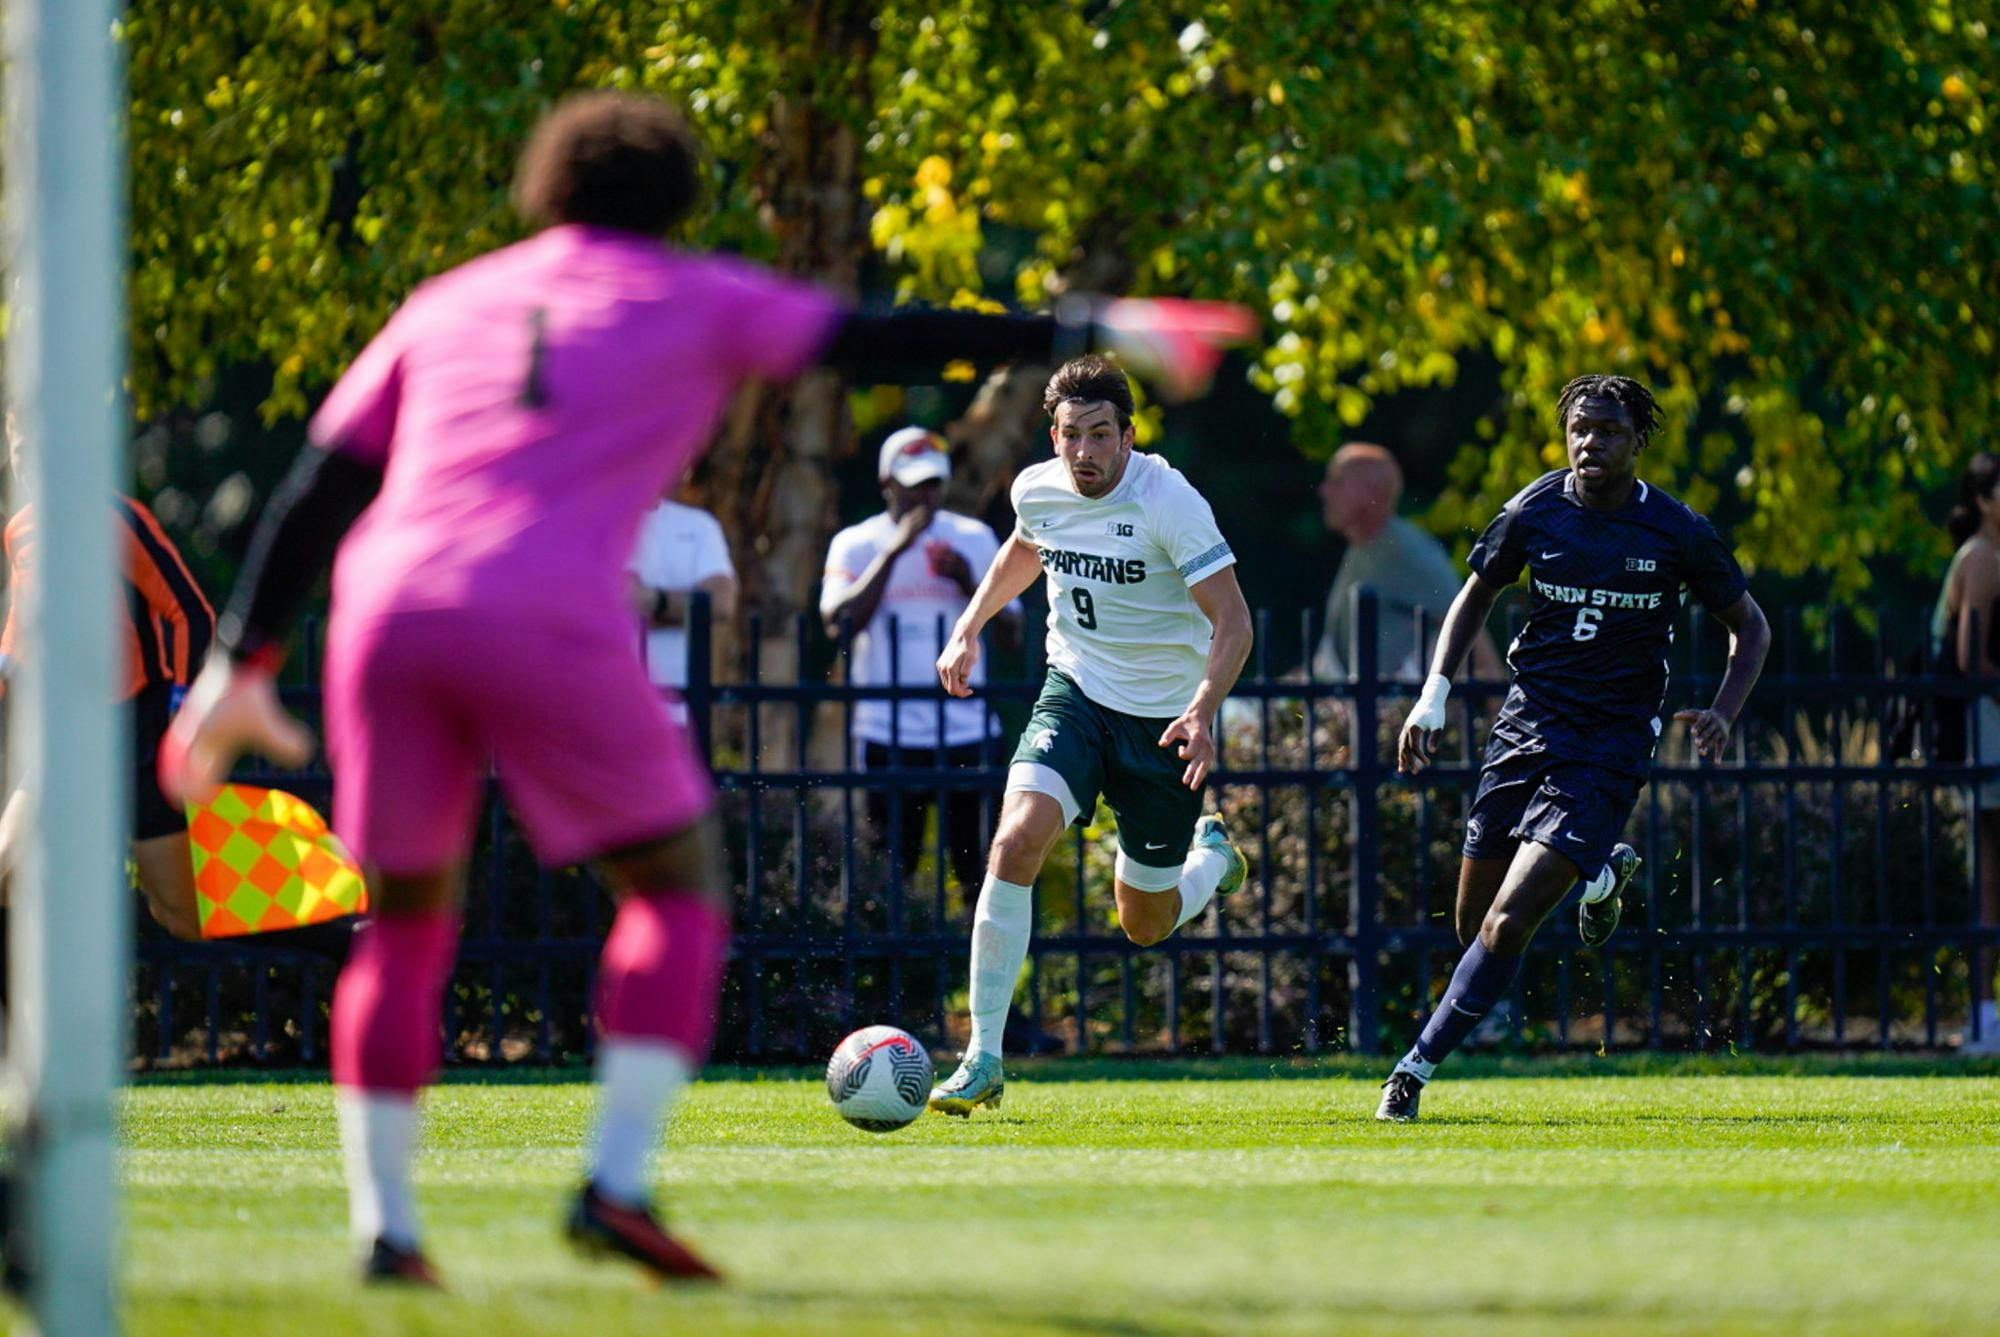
xmin=926 ymin=355 xmax=1254 ymax=1114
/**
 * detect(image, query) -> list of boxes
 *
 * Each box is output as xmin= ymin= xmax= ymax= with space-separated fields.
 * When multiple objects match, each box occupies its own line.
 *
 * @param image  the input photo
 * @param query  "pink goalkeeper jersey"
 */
xmin=311 ymin=224 xmax=841 ymax=634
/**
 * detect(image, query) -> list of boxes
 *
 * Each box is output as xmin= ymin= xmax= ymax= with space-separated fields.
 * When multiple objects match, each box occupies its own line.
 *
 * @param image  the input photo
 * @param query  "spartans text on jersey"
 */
xmin=1040 ymin=547 xmax=1147 ymax=584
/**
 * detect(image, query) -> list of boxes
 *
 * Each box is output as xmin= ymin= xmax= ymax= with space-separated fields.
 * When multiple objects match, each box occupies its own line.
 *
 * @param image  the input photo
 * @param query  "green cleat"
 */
xmin=1579 ymin=843 xmax=1642 ymax=948
xmin=928 ymin=1051 xmax=1005 ymax=1117
xmin=1192 ymin=814 xmax=1249 ymax=895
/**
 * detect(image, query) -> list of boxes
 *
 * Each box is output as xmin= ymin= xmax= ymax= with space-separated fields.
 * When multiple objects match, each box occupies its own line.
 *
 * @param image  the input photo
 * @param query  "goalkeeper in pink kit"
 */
xmin=162 ymin=91 xmax=1252 ymax=1287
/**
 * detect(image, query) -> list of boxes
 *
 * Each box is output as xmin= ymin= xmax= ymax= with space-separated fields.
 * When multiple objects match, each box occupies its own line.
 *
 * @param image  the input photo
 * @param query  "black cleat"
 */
xmin=363 ymin=1236 xmax=443 ymax=1288
xmin=1579 ymin=843 xmax=1642 ymax=949
xmin=566 ymin=1182 xmax=722 ymax=1283
xmin=1375 ymin=1070 xmax=1424 ymax=1122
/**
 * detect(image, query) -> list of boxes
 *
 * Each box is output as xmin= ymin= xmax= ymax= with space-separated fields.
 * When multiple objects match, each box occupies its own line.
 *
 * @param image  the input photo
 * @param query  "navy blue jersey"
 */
xmin=1469 ymin=470 xmax=1747 ymax=773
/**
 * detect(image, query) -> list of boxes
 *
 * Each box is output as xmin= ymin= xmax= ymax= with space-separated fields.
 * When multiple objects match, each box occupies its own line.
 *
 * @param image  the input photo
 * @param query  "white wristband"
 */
xmin=1408 ymin=673 xmax=1451 ymax=732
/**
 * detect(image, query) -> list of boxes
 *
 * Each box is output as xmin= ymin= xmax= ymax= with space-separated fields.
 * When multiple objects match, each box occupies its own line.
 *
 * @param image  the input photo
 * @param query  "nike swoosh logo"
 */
xmin=1538 ymin=549 xmax=1563 ymax=561
xmin=1564 ymin=831 xmax=1586 ymax=842
xmin=1145 ymin=841 xmax=1168 ymax=850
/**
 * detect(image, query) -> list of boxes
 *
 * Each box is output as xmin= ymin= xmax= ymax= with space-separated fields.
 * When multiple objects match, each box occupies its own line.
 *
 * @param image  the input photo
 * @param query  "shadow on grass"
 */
xmin=131 ymin=1050 xmax=2000 ymax=1089
xmin=717 ymin=1276 xmax=1809 ymax=1336
xmin=118 ymin=1279 xmax=1916 ymax=1337
xmin=1368 ymin=1109 xmax=1945 ymax=1129
xmin=992 ymin=1052 xmax=2000 ymax=1083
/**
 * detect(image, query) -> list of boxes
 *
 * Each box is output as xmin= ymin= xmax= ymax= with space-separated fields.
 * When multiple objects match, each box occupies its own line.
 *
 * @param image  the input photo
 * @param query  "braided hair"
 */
xmin=1556 ymin=374 xmax=1661 ymax=447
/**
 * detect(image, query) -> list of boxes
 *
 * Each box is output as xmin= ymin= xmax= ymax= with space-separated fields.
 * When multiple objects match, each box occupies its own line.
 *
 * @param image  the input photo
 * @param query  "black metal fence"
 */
xmin=132 ymin=592 xmax=2000 ymax=1066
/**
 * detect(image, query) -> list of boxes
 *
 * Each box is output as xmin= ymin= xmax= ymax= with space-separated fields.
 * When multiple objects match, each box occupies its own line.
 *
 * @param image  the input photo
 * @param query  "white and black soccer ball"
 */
xmin=825 ymin=1025 xmax=933 ymax=1132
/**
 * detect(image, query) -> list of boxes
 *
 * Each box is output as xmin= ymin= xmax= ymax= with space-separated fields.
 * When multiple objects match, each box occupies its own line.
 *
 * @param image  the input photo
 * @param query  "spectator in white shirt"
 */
xmin=629 ymin=482 xmax=737 ymax=720
xmin=821 ymin=427 xmax=1020 ymax=890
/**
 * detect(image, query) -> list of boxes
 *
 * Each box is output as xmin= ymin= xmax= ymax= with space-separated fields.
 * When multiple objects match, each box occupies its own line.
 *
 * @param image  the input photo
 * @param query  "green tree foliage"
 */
xmin=126 ymin=2 xmax=649 ymax=418
xmin=127 ymin=2 xmax=1998 ymax=599
xmin=1233 ymin=3 xmax=1999 ymax=599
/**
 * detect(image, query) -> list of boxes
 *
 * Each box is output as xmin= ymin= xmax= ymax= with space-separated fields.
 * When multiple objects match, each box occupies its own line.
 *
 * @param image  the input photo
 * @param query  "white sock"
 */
xmin=1174 ymin=846 xmax=1230 ymax=929
xmin=1393 ymin=1048 xmax=1437 ymax=1082
xmin=336 ymin=1090 xmax=421 ymax=1250
xmin=967 ymin=874 xmax=1033 ymax=1060
xmin=1579 ymin=863 xmax=1618 ymax=904
xmin=589 ymin=1038 xmax=695 ymax=1208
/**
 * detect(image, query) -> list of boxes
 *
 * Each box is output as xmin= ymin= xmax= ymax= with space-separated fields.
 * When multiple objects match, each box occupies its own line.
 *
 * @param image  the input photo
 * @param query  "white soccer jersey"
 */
xmin=820 ymin=508 xmax=1009 ymax=748
xmin=1011 ymin=450 xmax=1236 ymax=718
xmin=628 ymin=500 xmax=734 ymax=691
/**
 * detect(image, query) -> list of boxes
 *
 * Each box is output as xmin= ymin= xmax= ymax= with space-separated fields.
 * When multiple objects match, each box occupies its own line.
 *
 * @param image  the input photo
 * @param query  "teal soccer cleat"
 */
xmin=928 ymin=1051 xmax=1005 ymax=1117
xmin=1192 ymin=814 xmax=1249 ymax=895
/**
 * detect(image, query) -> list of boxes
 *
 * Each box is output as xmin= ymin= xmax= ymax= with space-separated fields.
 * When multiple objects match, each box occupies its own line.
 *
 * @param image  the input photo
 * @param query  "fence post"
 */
xmin=1347 ymin=587 xmax=1383 ymax=1054
xmin=687 ymin=590 xmax=713 ymax=765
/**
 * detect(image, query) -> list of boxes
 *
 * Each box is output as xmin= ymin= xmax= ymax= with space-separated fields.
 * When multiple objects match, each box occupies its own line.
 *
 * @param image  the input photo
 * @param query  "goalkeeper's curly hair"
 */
xmin=513 ymin=91 xmax=703 ymax=236
xmin=1556 ymin=374 xmax=1661 ymax=447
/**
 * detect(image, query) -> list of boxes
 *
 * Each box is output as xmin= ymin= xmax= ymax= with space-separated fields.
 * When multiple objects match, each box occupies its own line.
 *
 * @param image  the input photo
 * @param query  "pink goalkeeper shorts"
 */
xmin=323 ymin=609 xmax=714 ymax=873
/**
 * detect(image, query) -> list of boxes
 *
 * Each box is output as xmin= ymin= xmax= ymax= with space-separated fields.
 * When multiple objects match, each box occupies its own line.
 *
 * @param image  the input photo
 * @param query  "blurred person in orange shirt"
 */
xmin=0 ymin=422 xmax=215 ymax=939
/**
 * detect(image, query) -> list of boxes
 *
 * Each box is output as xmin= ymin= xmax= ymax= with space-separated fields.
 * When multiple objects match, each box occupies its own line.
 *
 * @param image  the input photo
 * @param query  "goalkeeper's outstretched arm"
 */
xmin=817 ymin=296 xmax=1253 ymax=403
xmin=164 ymin=294 xmax=1253 ymax=803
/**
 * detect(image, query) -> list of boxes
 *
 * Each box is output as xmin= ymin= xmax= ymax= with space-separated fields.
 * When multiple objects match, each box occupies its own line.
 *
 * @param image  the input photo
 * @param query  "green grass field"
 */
xmin=88 ymin=1056 xmax=2000 ymax=1335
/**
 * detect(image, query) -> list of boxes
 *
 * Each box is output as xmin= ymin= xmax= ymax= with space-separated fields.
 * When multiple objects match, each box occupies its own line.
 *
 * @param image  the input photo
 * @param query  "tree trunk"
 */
xmin=699 ymin=1 xmax=876 ymax=775
xmin=943 ymin=363 xmax=1051 ymax=519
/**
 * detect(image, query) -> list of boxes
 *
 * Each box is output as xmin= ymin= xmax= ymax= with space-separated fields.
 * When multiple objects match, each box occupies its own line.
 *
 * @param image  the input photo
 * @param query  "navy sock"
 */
xmin=1412 ymin=939 xmax=1523 ymax=1068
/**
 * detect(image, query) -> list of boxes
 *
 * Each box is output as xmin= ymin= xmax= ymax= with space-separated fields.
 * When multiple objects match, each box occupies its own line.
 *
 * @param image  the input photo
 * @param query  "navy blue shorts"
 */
xmin=1461 ymin=724 xmax=1643 ymax=881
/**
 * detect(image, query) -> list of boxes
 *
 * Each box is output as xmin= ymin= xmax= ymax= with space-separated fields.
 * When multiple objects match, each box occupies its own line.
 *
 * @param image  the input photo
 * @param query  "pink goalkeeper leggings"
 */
xmin=330 ymin=912 xmax=461 ymax=1093
xmin=329 ymin=893 xmax=729 ymax=1093
xmin=595 ymin=893 xmax=730 ymax=1056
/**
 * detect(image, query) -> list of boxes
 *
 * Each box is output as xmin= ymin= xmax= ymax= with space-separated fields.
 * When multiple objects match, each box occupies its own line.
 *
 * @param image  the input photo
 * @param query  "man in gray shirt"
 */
xmin=1311 ymin=442 xmax=1503 ymax=683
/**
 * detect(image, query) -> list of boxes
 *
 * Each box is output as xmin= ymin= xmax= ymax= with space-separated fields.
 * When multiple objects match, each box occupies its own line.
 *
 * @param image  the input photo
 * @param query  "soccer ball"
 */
xmin=825 ymin=1025 xmax=933 ymax=1132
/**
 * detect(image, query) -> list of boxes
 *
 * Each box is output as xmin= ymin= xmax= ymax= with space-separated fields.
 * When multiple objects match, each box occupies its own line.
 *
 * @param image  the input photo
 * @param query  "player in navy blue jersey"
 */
xmin=1376 ymin=375 xmax=1770 ymax=1121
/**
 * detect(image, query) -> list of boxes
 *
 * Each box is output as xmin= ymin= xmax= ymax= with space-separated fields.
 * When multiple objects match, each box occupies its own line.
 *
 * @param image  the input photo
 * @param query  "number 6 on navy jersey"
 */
xmin=1572 ymin=606 xmax=1602 ymax=642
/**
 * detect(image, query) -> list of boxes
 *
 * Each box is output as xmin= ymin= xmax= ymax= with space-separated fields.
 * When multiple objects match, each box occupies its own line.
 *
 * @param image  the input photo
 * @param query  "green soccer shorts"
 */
xmin=1005 ymin=669 xmax=1203 ymax=889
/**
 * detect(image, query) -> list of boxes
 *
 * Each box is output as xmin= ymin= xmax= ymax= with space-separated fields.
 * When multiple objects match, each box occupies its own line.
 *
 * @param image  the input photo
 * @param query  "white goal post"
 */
xmin=3 ymin=0 xmax=127 ymax=1332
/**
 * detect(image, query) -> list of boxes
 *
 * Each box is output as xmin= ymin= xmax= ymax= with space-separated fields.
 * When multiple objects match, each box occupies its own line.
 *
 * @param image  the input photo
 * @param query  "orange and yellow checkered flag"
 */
xmin=186 ymin=783 xmax=368 ymax=939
